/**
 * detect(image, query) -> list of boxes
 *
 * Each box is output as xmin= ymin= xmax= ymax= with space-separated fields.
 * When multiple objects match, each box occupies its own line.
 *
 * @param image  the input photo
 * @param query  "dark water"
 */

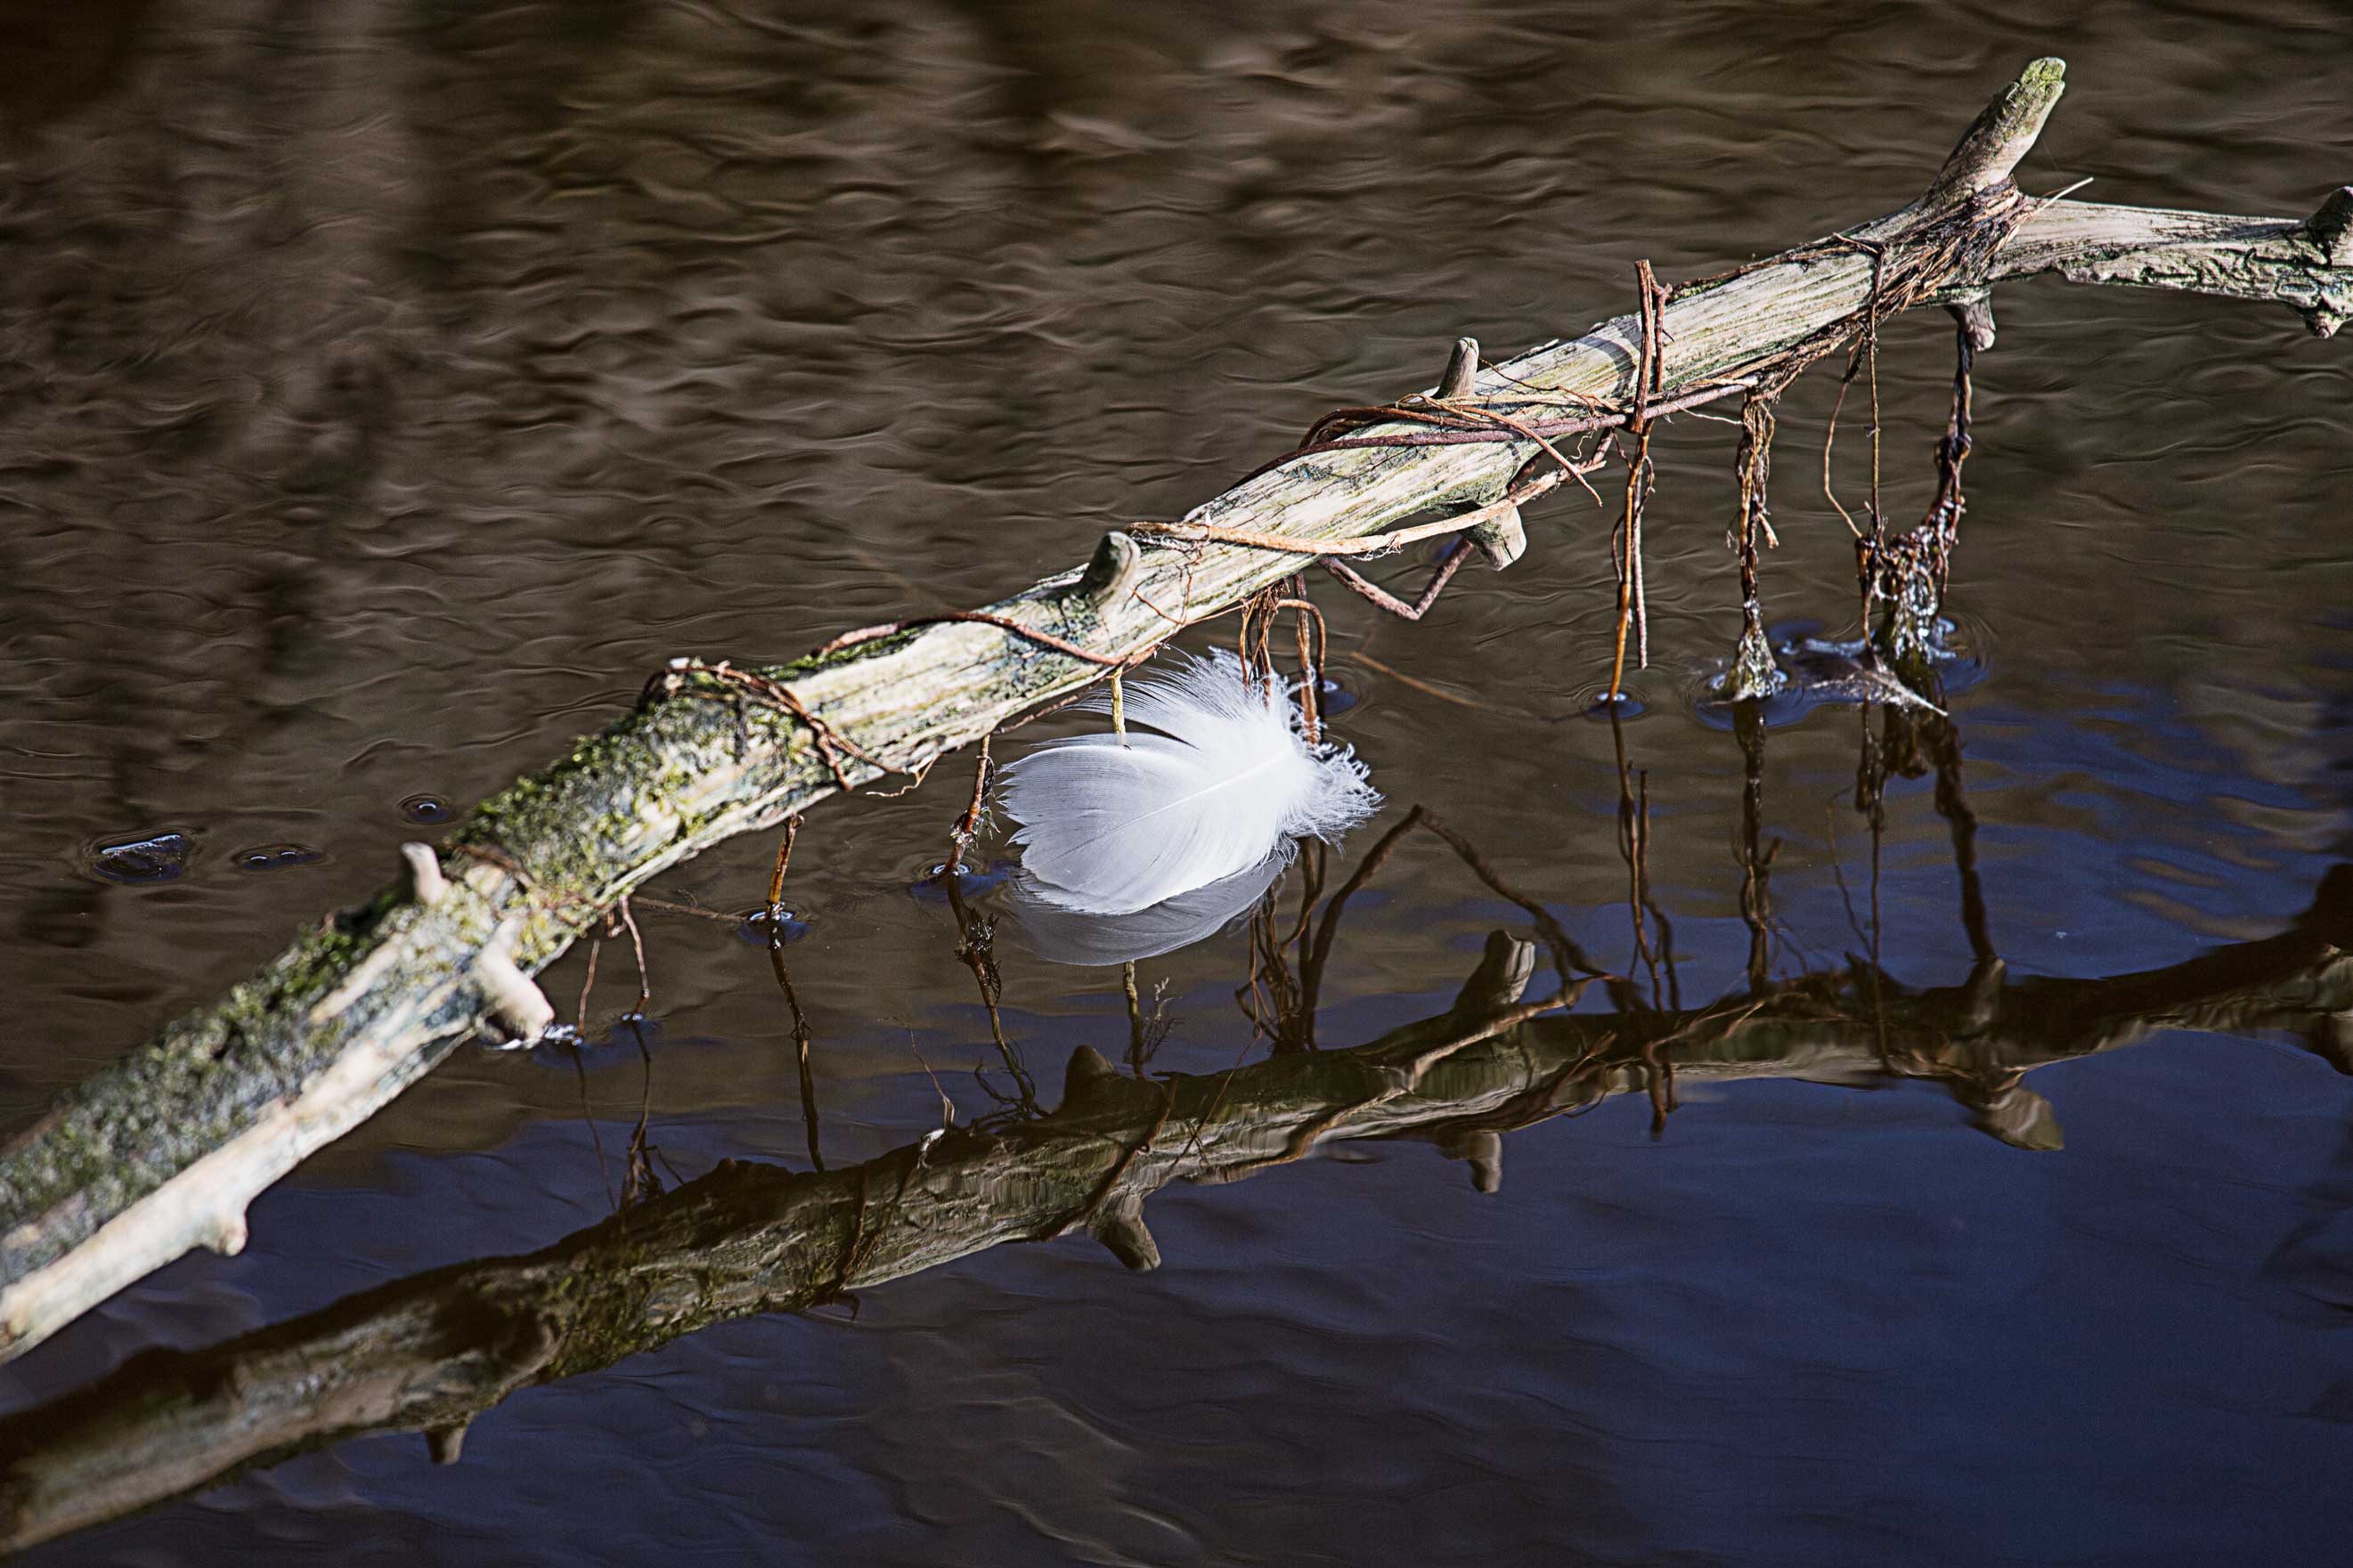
xmin=4 ymin=2 xmax=2352 ymax=1563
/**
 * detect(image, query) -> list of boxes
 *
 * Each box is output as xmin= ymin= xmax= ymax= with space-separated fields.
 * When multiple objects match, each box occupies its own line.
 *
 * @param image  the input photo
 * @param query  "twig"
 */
xmin=1322 ymin=539 xmax=1474 ymax=622
xmin=765 ymin=816 xmax=801 ymax=916
xmin=768 ymin=938 xmax=824 ymax=1173
xmin=1608 ymin=262 xmax=1667 ymax=699
xmin=940 ymin=738 xmax=991 ymax=878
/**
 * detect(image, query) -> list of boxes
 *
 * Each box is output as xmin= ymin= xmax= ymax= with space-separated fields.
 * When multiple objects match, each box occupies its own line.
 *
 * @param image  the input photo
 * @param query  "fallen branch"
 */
xmin=1 ymin=56 xmax=2345 ymax=1363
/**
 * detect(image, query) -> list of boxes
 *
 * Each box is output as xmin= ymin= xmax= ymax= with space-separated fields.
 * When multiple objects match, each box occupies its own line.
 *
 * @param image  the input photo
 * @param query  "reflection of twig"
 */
xmin=1924 ymin=715 xmax=1996 ymax=964
xmin=1121 ymin=964 xmax=1172 ymax=1076
xmin=1849 ymin=708 xmax=1893 ymax=1060
xmin=1735 ymin=707 xmax=1779 ymax=993
xmin=568 ymin=935 xmax=615 ymax=1208
xmin=617 ymin=1015 xmax=681 ymax=1210
xmin=769 ymin=937 xmax=824 ymax=1173
xmin=1240 ymin=881 xmax=1310 ymax=1050
xmin=1340 ymin=649 xmax=1489 ymax=711
xmin=904 ymin=1034 xmax=957 ymax=1141
xmin=1604 ymin=713 xmax=1677 ymax=1133
xmin=1416 ymin=810 xmax=1608 ymax=1000
xmin=1299 ymin=810 xmax=1424 ymax=1040
xmin=942 ymin=870 xmax=1037 ymax=1117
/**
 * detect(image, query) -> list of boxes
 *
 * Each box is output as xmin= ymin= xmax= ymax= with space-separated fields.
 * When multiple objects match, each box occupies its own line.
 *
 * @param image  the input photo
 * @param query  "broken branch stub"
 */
xmin=1 ymin=57 xmax=2345 ymax=1365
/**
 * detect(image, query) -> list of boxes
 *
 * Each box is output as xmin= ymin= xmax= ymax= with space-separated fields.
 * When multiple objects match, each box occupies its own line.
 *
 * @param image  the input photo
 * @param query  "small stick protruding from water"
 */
xmin=941 ymin=736 xmax=992 ymax=878
xmin=1109 ymin=671 xmax=1128 ymax=744
xmin=765 ymin=816 xmax=801 ymax=915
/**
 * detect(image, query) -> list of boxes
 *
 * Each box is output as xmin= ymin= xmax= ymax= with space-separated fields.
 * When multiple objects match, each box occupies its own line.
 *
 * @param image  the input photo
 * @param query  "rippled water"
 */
xmin=4 ymin=3 xmax=2351 ymax=1563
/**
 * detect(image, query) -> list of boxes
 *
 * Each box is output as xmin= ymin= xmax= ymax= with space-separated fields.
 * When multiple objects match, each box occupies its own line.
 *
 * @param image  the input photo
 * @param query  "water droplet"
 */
xmin=235 ymin=842 xmax=325 ymax=872
xmin=87 ymin=832 xmax=192 ymax=885
xmin=400 ymin=793 xmax=454 ymax=825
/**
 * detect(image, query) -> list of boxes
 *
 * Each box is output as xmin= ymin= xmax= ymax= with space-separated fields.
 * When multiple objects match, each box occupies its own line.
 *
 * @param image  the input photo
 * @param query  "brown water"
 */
xmin=4 ymin=2 xmax=2352 ymax=1563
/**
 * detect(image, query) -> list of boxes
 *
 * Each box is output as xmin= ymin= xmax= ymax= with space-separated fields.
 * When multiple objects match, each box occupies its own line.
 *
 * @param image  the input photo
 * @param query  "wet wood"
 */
xmin=2 ymin=56 xmax=2346 ymax=1365
xmin=4 ymin=873 xmax=2350 ymax=1552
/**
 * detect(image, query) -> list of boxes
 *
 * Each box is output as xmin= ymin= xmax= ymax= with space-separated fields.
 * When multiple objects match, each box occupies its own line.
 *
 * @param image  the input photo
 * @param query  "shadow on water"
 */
xmin=5 ymin=703 xmax=2351 ymax=1553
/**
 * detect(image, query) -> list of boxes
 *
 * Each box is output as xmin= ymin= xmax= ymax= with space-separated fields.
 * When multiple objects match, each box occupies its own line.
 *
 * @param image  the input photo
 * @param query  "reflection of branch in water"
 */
xmin=1920 ymin=711 xmax=1996 ymax=965
xmin=1847 ymin=704 xmax=1895 ymax=1060
xmin=618 ymin=1014 xmax=682 ymax=1210
xmin=1299 ymin=809 xmax=1422 ymax=1044
xmin=1609 ymin=711 xmax=1679 ymax=1014
xmin=564 ymin=899 xmax=672 ymax=1213
xmin=769 ymin=936 xmax=825 ymax=1174
xmin=1120 ymin=961 xmax=1170 ymax=1076
xmin=1239 ymin=841 xmax=1323 ymax=1051
xmin=1735 ymin=704 xmax=1779 ymax=994
xmin=1298 ymin=805 xmax=1608 ymax=1049
xmin=942 ymin=870 xmax=1038 ymax=1119
xmin=10 ymin=868 xmax=2353 ymax=1552
xmin=1608 ymin=712 xmax=1681 ymax=1133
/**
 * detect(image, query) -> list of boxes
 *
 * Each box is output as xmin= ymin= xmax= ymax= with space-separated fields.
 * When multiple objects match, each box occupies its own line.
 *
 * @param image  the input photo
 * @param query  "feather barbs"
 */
xmin=996 ymin=651 xmax=1379 ymax=916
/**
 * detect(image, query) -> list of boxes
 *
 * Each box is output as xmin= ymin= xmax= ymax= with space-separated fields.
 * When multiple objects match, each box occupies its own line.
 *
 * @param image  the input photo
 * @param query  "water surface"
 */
xmin=3 ymin=3 xmax=2351 ymax=1564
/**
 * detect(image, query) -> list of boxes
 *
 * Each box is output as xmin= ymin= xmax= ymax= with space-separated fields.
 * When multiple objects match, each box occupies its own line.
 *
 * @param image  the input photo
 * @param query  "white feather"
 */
xmin=997 ymin=650 xmax=1380 ymax=915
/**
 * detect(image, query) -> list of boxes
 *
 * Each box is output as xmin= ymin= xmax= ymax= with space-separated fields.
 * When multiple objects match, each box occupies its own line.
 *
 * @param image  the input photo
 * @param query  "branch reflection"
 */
xmin=4 ymin=707 xmax=2350 ymax=1550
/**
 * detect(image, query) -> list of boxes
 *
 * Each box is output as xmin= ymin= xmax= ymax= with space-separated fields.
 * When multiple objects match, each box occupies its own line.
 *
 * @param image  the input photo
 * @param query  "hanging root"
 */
xmin=940 ymin=739 xmax=991 ymax=877
xmin=1282 ymin=576 xmax=1327 ymax=741
xmin=1860 ymin=299 xmax=1983 ymax=680
xmin=1724 ymin=393 xmax=1790 ymax=701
